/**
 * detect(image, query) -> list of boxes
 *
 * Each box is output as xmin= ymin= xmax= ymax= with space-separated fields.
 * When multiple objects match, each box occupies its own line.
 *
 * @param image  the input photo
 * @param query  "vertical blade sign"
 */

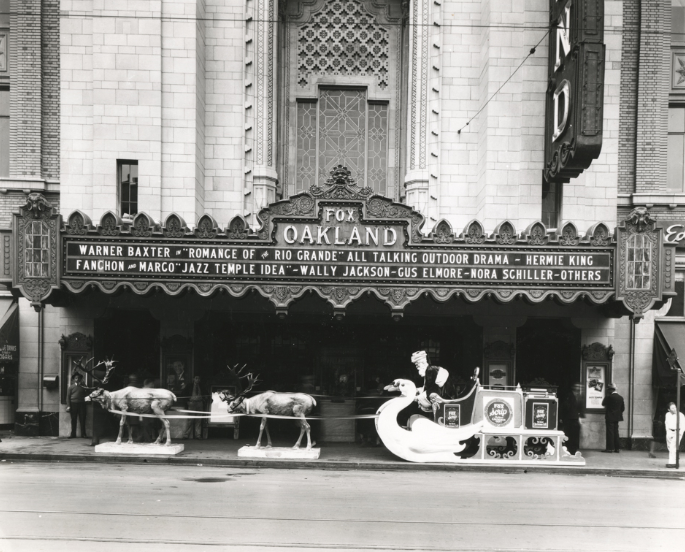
xmin=544 ymin=0 xmax=605 ymax=183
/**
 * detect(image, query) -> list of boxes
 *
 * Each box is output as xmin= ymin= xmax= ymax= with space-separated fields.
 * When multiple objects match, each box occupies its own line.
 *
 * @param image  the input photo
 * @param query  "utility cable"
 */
xmin=457 ymin=27 xmax=552 ymax=136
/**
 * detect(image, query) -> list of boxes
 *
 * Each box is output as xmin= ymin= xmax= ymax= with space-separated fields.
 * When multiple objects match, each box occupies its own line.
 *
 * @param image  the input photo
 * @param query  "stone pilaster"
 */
xmin=404 ymin=0 xmax=433 ymax=222
xmin=245 ymin=0 xmax=278 ymax=224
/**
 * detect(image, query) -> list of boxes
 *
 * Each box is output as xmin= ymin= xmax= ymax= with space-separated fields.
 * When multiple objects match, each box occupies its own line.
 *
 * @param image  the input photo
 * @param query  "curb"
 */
xmin=1 ymin=452 xmax=683 ymax=480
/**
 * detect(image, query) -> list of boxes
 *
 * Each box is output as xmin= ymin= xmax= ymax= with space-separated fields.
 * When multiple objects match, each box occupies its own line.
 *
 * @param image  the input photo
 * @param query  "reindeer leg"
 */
xmin=256 ymin=417 xmax=266 ymax=448
xmin=264 ymin=420 xmax=273 ymax=448
xmin=126 ymin=417 xmax=134 ymax=444
xmin=152 ymin=402 xmax=171 ymax=446
xmin=116 ymin=409 xmax=128 ymax=445
xmin=293 ymin=418 xmax=305 ymax=449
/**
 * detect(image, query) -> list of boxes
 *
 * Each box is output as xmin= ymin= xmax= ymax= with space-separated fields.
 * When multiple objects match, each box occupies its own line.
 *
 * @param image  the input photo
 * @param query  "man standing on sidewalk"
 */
xmin=601 ymin=383 xmax=625 ymax=453
xmin=66 ymin=373 xmax=87 ymax=439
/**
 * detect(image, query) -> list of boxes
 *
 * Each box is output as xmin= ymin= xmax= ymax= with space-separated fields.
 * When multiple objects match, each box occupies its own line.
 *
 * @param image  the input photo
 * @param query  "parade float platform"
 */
xmin=94 ymin=442 xmax=185 ymax=455
xmin=237 ymin=445 xmax=320 ymax=459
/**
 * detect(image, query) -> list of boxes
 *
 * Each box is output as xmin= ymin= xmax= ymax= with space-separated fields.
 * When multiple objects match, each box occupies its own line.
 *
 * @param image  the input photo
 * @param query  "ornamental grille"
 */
xmin=297 ymin=0 xmax=390 ymax=89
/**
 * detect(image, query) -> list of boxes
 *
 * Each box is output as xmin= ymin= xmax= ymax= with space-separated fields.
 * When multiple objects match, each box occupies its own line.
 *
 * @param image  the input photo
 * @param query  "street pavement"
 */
xmin=0 ymin=461 xmax=683 ymax=552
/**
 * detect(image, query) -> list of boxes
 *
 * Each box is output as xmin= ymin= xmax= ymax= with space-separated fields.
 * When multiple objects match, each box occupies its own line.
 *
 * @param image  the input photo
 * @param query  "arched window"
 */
xmin=25 ymin=221 xmax=50 ymax=278
xmin=626 ymin=233 xmax=651 ymax=290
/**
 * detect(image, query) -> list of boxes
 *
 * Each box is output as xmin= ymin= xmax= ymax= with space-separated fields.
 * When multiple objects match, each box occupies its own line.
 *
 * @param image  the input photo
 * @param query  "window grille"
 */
xmin=24 ymin=221 xmax=50 ymax=278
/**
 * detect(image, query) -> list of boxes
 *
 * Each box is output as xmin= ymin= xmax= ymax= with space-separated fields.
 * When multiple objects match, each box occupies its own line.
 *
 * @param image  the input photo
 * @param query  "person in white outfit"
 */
xmin=665 ymin=402 xmax=685 ymax=468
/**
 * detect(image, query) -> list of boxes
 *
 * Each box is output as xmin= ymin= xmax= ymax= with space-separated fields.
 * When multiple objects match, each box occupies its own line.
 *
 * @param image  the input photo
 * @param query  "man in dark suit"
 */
xmin=601 ymin=383 xmax=625 ymax=453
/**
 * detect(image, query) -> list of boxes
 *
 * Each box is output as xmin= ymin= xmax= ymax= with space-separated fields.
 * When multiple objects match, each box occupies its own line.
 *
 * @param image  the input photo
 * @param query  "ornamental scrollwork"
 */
xmin=625 ymin=207 xmax=656 ymax=233
xmin=558 ymin=222 xmax=580 ymax=246
xmin=581 ymin=342 xmax=614 ymax=361
xmin=463 ymin=220 xmax=485 ymax=245
xmin=432 ymin=220 xmax=454 ymax=244
xmin=227 ymin=216 xmax=250 ymax=240
xmin=309 ymin=165 xmax=374 ymax=201
xmin=65 ymin=211 xmax=90 ymax=235
xmin=525 ymin=222 xmax=548 ymax=246
xmin=195 ymin=215 xmax=219 ymax=239
xmin=131 ymin=213 xmax=153 ymax=238
xmin=494 ymin=221 xmax=517 ymax=246
xmin=98 ymin=212 xmax=121 ymax=236
xmin=588 ymin=223 xmax=611 ymax=247
xmin=163 ymin=214 xmax=187 ymax=238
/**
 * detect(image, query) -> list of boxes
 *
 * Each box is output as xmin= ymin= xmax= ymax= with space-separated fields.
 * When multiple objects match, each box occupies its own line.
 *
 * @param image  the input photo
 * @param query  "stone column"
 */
xmin=245 ymin=0 xmax=278 ymax=224
xmin=404 ymin=0 xmax=434 ymax=223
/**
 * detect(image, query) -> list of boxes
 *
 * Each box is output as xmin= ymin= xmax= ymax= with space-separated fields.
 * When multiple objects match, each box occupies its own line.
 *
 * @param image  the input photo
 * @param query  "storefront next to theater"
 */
xmin=9 ymin=182 xmax=676 ymax=449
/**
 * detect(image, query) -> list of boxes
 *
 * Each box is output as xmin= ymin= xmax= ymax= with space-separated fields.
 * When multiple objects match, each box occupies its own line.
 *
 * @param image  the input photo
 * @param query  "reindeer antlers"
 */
xmin=226 ymin=363 xmax=248 ymax=377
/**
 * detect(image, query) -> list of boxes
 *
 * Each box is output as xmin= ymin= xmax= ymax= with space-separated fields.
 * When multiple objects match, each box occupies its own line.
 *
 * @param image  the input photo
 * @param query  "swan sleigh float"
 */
xmin=375 ymin=378 xmax=585 ymax=465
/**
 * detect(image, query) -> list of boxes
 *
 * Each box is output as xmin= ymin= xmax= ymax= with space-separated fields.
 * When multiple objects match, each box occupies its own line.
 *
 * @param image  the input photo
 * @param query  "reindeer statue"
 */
xmin=220 ymin=365 xmax=317 ymax=450
xmin=84 ymin=358 xmax=177 ymax=446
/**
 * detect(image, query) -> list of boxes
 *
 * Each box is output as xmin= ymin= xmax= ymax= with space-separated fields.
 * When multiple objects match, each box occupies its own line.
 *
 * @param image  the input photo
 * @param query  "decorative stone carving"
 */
xmin=432 ymin=219 xmax=454 ymax=244
xmin=462 ymin=220 xmax=485 ymax=245
xmin=310 ymin=165 xmax=374 ymax=201
xmin=524 ymin=222 xmax=548 ymax=246
xmin=493 ymin=221 xmax=518 ymax=246
xmin=12 ymin=193 xmax=60 ymax=309
xmin=59 ymin=332 xmax=93 ymax=351
xmin=98 ymin=211 xmax=123 ymax=236
xmin=65 ymin=211 xmax=91 ymax=235
xmin=163 ymin=214 xmax=188 ymax=239
xmin=581 ymin=342 xmax=614 ymax=361
xmin=194 ymin=215 xmax=220 ymax=239
xmin=558 ymin=221 xmax=580 ymax=246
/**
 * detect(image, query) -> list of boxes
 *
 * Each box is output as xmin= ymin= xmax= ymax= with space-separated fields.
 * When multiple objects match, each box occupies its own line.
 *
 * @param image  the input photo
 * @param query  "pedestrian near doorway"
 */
xmin=66 ymin=373 xmax=87 ymax=438
xmin=560 ymin=383 xmax=584 ymax=455
xmin=601 ymin=383 xmax=625 ymax=453
xmin=665 ymin=402 xmax=685 ymax=468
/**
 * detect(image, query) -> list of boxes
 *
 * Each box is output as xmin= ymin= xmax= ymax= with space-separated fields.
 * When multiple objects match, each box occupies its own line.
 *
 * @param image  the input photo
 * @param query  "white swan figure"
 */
xmin=376 ymin=379 xmax=483 ymax=463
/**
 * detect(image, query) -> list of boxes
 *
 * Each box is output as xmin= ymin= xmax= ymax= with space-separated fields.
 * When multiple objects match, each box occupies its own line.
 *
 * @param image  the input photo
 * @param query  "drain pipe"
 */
xmin=628 ymin=315 xmax=636 ymax=448
xmin=38 ymin=306 xmax=43 ymax=415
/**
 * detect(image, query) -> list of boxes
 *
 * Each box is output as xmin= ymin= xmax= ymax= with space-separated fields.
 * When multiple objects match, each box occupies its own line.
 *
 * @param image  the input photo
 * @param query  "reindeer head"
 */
xmin=85 ymin=388 xmax=110 ymax=409
xmin=220 ymin=366 xmax=260 ymax=413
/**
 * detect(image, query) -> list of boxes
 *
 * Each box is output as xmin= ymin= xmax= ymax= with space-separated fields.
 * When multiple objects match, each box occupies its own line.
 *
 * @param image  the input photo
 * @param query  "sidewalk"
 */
xmin=1 ymin=433 xmax=683 ymax=479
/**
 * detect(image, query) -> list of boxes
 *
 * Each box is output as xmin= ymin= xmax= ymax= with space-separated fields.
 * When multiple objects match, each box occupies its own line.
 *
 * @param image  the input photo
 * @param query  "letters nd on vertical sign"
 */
xmin=544 ymin=0 xmax=605 ymax=183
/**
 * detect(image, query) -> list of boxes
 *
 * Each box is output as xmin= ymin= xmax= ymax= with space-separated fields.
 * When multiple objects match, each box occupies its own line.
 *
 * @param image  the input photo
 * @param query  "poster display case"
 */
xmin=581 ymin=343 xmax=614 ymax=412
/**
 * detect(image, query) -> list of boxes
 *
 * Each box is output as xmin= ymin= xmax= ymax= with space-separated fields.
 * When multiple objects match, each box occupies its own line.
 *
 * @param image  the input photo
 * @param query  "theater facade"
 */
xmin=7 ymin=173 xmax=677 ymax=448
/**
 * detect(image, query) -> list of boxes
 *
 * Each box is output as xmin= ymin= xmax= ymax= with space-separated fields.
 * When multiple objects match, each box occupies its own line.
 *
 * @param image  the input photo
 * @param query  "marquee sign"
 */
xmin=9 ymin=170 xmax=676 ymax=318
xmin=544 ymin=0 xmax=605 ymax=183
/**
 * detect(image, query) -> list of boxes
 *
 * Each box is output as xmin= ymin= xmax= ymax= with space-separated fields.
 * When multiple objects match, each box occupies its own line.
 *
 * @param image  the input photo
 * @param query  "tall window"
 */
xmin=669 ymin=1 xmax=685 ymax=190
xmin=626 ymin=234 xmax=652 ymax=290
xmin=297 ymin=89 xmax=388 ymax=192
xmin=118 ymin=160 xmax=138 ymax=217
xmin=25 ymin=221 xmax=49 ymax=278
xmin=283 ymin=0 xmax=403 ymax=198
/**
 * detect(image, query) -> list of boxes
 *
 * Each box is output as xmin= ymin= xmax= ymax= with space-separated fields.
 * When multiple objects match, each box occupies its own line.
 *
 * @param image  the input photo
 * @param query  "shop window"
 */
xmin=665 ymin=271 xmax=685 ymax=316
xmin=541 ymin=178 xmax=561 ymax=229
xmin=24 ymin=221 xmax=50 ymax=278
xmin=419 ymin=338 xmax=441 ymax=365
xmin=626 ymin=233 xmax=652 ymax=290
xmin=283 ymin=0 xmax=403 ymax=199
xmin=118 ymin=160 xmax=138 ymax=217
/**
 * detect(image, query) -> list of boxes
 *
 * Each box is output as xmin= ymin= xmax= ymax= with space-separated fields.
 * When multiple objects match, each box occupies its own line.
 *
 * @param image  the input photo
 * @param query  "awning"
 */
xmin=0 ymin=300 xmax=19 ymax=363
xmin=654 ymin=322 xmax=685 ymax=388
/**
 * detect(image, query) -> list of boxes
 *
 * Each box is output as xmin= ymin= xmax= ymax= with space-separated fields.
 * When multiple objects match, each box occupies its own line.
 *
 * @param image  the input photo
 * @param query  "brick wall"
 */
xmin=10 ymin=0 xmax=42 ymax=178
xmin=0 ymin=191 xmax=59 ymax=227
xmin=618 ymin=0 xmax=639 ymax=195
xmin=41 ymin=0 xmax=60 ymax=181
xmin=635 ymin=0 xmax=671 ymax=192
